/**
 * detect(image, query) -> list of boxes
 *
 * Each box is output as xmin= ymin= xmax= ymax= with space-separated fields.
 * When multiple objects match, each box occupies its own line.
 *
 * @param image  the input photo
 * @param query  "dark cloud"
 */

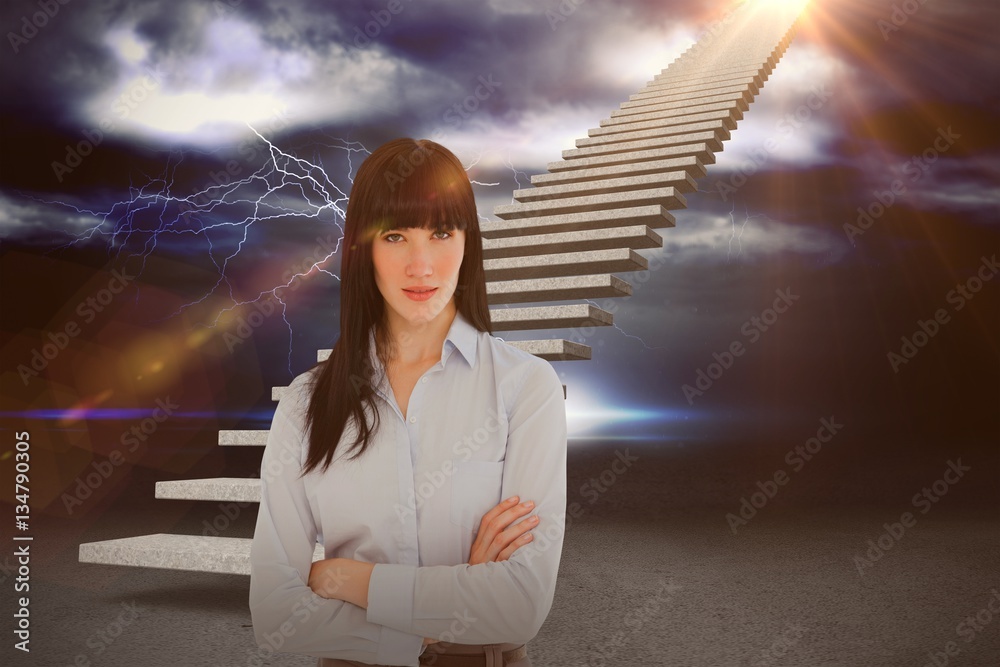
xmin=1 ymin=0 xmax=997 ymax=446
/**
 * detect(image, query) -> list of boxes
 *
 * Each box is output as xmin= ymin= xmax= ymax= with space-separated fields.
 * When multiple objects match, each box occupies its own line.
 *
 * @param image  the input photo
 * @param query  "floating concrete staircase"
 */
xmin=79 ymin=0 xmax=809 ymax=575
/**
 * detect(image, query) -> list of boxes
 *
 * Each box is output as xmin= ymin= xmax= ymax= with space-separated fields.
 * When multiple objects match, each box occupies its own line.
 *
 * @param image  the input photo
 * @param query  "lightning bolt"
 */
xmin=27 ymin=126 xmax=507 ymax=375
xmin=584 ymin=299 xmax=665 ymax=351
xmin=727 ymin=199 xmax=750 ymax=263
xmin=502 ymin=151 xmax=532 ymax=204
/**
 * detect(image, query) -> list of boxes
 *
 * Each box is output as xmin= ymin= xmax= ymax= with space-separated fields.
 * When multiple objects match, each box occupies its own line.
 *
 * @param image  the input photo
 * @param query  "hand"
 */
xmin=308 ymin=558 xmax=344 ymax=599
xmin=307 ymin=558 xmax=373 ymax=609
xmin=422 ymin=637 xmax=440 ymax=646
xmin=468 ymin=495 xmax=539 ymax=565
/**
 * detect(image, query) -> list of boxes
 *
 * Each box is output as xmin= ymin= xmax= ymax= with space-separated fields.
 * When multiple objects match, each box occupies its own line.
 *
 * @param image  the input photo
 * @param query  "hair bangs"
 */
xmin=371 ymin=148 xmax=476 ymax=236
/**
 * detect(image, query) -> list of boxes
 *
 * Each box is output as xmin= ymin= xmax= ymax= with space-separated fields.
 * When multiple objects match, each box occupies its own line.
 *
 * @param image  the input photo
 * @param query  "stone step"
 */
xmin=668 ymin=52 xmax=774 ymax=71
xmin=662 ymin=35 xmax=791 ymax=77
xmin=219 ymin=430 xmax=270 ymax=446
xmin=546 ymin=145 xmax=715 ymax=174
xmin=484 ymin=224 xmax=663 ymax=257
xmin=656 ymin=59 xmax=774 ymax=82
xmin=487 ymin=273 xmax=632 ymax=305
xmin=513 ymin=170 xmax=696 ymax=202
xmin=611 ymin=92 xmax=750 ymax=119
xmin=680 ymin=30 xmax=794 ymax=61
xmin=641 ymin=63 xmax=770 ymax=90
xmin=155 ymin=477 xmax=260 ymax=502
xmin=561 ymin=132 xmax=724 ymax=161
xmin=628 ymin=78 xmax=760 ymax=104
xmin=78 ymin=0 xmax=810 ymax=580
xmin=487 ymin=302 xmax=615 ymax=330
xmin=589 ymin=109 xmax=738 ymax=136
xmin=78 ymin=533 xmax=325 ymax=575
xmin=648 ymin=64 xmax=771 ymax=87
xmin=495 ymin=187 xmax=686 ymax=220
xmin=621 ymin=85 xmax=756 ymax=112
xmin=637 ymin=73 xmax=764 ymax=98
xmin=486 ymin=247 xmax=648 ymax=281
xmin=600 ymin=100 xmax=744 ymax=127
xmin=663 ymin=55 xmax=774 ymax=76
xmin=531 ymin=156 xmax=706 ymax=186
xmin=574 ymin=120 xmax=732 ymax=148
xmin=481 ymin=204 xmax=675 ymax=238
xmin=501 ymin=339 xmax=593 ymax=360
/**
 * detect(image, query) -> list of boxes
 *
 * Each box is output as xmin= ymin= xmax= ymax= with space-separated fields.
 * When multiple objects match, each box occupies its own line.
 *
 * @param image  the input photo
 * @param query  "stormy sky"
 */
xmin=1 ymin=0 xmax=998 ymax=461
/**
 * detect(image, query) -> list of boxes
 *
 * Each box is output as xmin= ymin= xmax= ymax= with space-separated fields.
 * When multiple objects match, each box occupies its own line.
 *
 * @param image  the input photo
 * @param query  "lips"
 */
xmin=403 ymin=287 xmax=437 ymax=293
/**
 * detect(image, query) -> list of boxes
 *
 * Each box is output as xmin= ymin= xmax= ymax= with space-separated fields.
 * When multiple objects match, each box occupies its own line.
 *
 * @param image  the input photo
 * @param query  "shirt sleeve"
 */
xmin=366 ymin=358 xmax=568 ymax=645
xmin=249 ymin=381 xmax=427 ymax=666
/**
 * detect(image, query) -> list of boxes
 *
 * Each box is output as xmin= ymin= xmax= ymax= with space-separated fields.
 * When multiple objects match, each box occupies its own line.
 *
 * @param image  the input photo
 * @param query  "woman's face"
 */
xmin=372 ymin=224 xmax=466 ymax=329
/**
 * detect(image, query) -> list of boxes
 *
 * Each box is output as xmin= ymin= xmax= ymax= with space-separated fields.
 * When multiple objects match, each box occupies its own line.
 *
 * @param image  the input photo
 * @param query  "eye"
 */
xmin=383 ymin=232 xmax=403 ymax=243
xmin=433 ymin=229 xmax=453 ymax=239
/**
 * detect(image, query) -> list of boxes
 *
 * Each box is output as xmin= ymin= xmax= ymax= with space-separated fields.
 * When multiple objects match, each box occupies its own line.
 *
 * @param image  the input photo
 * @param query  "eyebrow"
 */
xmin=382 ymin=226 xmax=451 ymax=232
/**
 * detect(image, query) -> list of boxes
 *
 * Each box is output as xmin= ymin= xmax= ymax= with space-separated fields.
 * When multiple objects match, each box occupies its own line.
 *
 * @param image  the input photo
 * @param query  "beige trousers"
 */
xmin=317 ymin=640 xmax=530 ymax=667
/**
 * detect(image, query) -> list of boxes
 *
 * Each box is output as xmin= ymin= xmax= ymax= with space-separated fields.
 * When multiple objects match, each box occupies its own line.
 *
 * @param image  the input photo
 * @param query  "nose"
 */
xmin=405 ymin=241 xmax=433 ymax=277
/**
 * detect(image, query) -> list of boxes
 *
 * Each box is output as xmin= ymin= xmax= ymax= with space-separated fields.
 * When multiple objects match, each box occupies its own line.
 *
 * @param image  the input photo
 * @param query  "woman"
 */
xmin=249 ymin=138 xmax=568 ymax=667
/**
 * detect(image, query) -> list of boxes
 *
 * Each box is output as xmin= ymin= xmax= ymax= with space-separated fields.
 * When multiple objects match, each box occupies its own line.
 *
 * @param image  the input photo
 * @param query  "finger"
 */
xmin=480 ymin=509 xmax=529 ymax=559
xmin=469 ymin=499 xmax=537 ymax=565
xmin=491 ymin=515 xmax=538 ymax=561
xmin=480 ymin=500 xmax=535 ymax=561
xmin=496 ymin=530 xmax=535 ymax=562
xmin=480 ymin=500 xmax=534 ymax=536
xmin=477 ymin=496 xmax=521 ymax=532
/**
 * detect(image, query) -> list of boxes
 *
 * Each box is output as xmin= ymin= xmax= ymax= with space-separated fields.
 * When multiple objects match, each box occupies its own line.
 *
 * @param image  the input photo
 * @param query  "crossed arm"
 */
xmin=307 ymin=491 xmax=543 ymax=647
xmin=250 ymin=359 xmax=566 ymax=662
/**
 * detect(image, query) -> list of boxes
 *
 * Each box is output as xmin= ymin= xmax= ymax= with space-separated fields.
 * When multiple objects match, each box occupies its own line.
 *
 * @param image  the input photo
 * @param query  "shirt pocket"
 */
xmin=449 ymin=460 xmax=505 ymax=531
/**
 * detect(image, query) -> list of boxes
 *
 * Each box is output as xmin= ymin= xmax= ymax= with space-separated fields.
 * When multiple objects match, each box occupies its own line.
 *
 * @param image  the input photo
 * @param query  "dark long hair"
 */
xmin=299 ymin=138 xmax=493 ymax=476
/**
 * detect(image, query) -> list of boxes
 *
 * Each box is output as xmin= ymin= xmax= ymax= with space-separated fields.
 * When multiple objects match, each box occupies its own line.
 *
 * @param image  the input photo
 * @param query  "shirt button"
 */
xmin=421 ymin=377 xmax=428 ymax=383
xmin=409 ymin=416 xmax=417 ymax=423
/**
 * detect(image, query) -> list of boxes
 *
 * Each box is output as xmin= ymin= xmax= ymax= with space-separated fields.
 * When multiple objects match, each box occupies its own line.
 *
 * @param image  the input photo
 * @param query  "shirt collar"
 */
xmin=442 ymin=309 xmax=479 ymax=368
xmin=367 ymin=309 xmax=479 ymax=373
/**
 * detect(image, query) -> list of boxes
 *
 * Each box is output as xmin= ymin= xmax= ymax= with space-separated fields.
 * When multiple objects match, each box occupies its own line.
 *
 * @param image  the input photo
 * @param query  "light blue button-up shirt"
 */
xmin=249 ymin=309 xmax=567 ymax=666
